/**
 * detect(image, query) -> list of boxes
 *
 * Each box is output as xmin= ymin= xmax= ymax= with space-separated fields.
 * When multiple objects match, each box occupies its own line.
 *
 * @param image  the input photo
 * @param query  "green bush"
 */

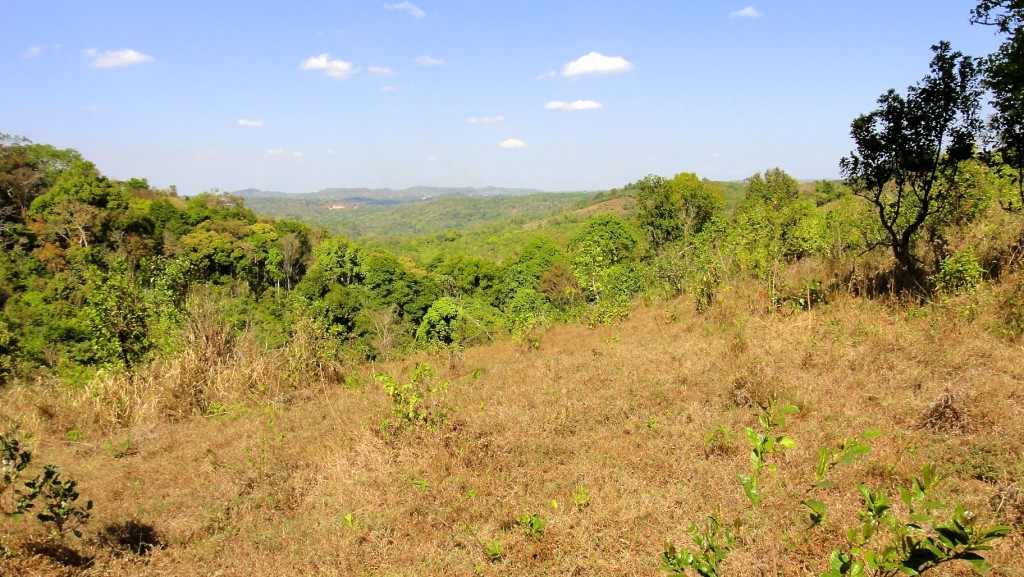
xmin=933 ymin=246 xmax=984 ymax=295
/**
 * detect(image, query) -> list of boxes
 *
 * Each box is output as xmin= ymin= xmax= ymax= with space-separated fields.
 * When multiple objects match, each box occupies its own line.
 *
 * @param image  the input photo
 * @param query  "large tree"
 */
xmin=972 ymin=1 xmax=1024 ymax=206
xmin=634 ymin=173 xmax=723 ymax=250
xmin=840 ymin=42 xmax=983 ymax=282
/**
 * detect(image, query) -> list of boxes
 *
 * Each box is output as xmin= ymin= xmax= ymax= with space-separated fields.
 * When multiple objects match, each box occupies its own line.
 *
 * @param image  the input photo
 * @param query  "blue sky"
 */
xmin=2 ymin=1 xmax=1004 ymax=194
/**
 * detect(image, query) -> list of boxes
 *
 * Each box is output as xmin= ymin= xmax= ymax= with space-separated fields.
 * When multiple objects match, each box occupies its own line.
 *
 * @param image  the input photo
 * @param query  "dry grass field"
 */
xmin=2 ymin=288 xmax=1023 ymax=576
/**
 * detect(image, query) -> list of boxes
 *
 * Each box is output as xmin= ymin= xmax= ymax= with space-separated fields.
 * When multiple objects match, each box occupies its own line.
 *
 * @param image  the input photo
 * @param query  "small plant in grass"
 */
xmin=702 ymin=424 xmax=736 ymax=457
xmin=484 ymin=538 xmax=504 ymax=562
xmin=2 ymin=433 xmax=32 ymax=501
xmin=822 ymin=464 xmax=1010 ymax=576
xmin=15 ymin=465 xmax=93 ymax=539
xmin=661 ymin=514 xmax=735 ymax=577
xmin=803 ymin=430 xmax=880 ymax=527
xmin=572 ymin=485 xmax=591 ymax=509
xmin=738 ymin=402 xmax=798 ymax=506
xmin=518 ymin=511 xmax=547 ymax=539
xmin=377 ymin=362 xmax=449 ymax=429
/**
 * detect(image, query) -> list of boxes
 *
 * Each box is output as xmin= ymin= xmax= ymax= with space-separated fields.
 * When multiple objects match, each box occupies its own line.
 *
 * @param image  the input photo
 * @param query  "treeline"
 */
xmin=0 ymin=131 xmax=1017 ymax=392
xmin=0 ymin=136 xmax=643 ymax=382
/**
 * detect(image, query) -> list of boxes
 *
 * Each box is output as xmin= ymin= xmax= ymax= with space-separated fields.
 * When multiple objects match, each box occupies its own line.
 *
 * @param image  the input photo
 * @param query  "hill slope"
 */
xmin=2 ymin=294 xmax=1020 ymax=575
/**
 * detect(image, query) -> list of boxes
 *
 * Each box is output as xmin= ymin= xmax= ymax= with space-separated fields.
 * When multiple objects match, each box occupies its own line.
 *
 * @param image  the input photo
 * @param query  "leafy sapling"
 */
xmin=803 ymin=429 xmax=881 ymax=527
xmin=738 ymin=402 xmax=799 ymax=506
xmin=1 ymin=433 xmax=32 ymax=499
xmin=661 ymin=514 xmax=736 ymax=577
xmin=823 ymin=464 xmax=1010 ymax=576
xmin=15 ymin=465 xmax=93 ymax=539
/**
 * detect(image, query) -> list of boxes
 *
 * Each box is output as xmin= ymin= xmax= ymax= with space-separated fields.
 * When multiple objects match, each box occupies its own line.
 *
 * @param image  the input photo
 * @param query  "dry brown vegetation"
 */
xmin=2 ymin=285 xmax=1023 ymax=576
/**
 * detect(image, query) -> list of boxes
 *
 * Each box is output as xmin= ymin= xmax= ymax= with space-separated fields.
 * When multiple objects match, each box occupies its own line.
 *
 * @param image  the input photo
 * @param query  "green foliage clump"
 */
xmin=932 ymin=246 xmax=985 ymax=295
xmin=570 ymin=215 xmax=643 ymax=323
xmin=15 ymin=464 xmax=93 ymax=539
xmin=825 ymin=464 xmax=1010 ymax=576
xmin=518 ymin=511 xmax=547 ymax=539
xmin=84 ymin=261 xmax=153 ymax=369
xmin=417 ymin=297 xmax=462 ymax=346
xmin=0 ymin=317 xmax=16 ymax=384
xmin=1 ymin=433 xmax=31 ymax=497
xmin=506 ymin=288 xmax=552 ymax=334
xmin=377 ymin=363 xmax=449 ymax=429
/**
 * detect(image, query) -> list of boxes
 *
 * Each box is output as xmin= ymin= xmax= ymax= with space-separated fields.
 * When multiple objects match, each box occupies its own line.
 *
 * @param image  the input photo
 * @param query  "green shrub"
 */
xmin=376 ymin=363 xmax=448 ymax=429
xmin=824 ymin=464 xmax=1009 ymax=576
xmin=933 ymin=246 xmax=984 ymax=295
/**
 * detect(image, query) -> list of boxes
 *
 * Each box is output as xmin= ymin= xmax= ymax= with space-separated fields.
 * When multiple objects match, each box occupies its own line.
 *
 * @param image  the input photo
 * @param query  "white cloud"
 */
xmin=468 ymin=115 xmax=504 ymax=124
xmin=301 ymin=53 xmax=358 ymax=79
xmin=238 ymin=119 xmax=264 ymax=127
xmin=730 ymin=6 xmax=763 ymax=18
xmin=326 ymin=149 xmax=336 ymax=155
xmin=563 ymin=51 xmax=633 ymax=76
xmin=381 ymin=86 xmax=397 ymax=92
xmin=266 ymin=148 xmax=303 ymax=158
xmin=368 ymin=66 xmax=392 ymax=75
xmin=415 ymin=55 xmax=445 ymax=67
xmin=499 ymin=138 xmax=526 ymax=149
xmin=84 ymin=48 xmax=154 ymax=68
xmin=385 ymin=1 xmax=425 ymax=18
xmin=84 ymin=105 xmax=101 ymax=113
xmin=535 ymin=70 xmax=557 ymax=80
xmin=23 ymin=45 xmax=44 ymax=59
xmin=545 ymin=100 xmax=602 ymax=111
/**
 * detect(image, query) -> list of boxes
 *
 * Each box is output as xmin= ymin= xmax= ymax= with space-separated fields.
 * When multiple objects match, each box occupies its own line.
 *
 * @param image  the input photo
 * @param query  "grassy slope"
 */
xmin=2 ymin=291 xmax=1022 ymax=576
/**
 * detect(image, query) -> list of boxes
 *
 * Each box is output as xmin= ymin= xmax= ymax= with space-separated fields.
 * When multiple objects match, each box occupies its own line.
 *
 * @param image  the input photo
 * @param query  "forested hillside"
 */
xmin=2 ymin=2 xmax=1024 ymax=575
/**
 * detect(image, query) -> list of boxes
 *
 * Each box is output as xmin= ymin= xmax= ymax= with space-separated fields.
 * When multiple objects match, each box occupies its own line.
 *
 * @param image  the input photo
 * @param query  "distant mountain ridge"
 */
xmin=233 ymin=186 xmax=545 ymax=203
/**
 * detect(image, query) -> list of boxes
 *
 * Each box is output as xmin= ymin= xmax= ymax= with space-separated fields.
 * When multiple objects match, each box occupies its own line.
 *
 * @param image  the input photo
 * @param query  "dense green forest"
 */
xmin=0 ymin=135 xmax=877 ymax=385
xmin=240 ymin=190 xmax=600 ymax=240
xmin=2 ymin=2 xmax=1024 ymax=575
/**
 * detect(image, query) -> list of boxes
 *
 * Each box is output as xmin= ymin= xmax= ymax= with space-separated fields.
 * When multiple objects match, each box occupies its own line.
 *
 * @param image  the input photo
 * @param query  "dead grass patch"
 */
xmin=1 ymin=293 xmax=1023 ymax=575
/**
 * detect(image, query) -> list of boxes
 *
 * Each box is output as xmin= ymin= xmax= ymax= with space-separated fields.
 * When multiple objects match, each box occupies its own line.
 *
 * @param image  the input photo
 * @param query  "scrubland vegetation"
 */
xmin=3 ymin=2 xmax=1024 ymax=575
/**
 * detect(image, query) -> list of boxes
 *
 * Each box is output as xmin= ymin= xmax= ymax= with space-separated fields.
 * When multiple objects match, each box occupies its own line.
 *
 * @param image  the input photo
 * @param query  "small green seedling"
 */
xmin=739 ymin=402 xmax=798 ymax=506
xmin=519 ymin=511 xmax=547 ymax=539
xmin=572 ymin=485 xmax=591 ymax=509
xmin=377 ymin=363 xmax=449 ymax=428
xmin=661 ymin=514 xmax=735 ymax=577
xmin=484 ymin=539 xmax=503 ymax=562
